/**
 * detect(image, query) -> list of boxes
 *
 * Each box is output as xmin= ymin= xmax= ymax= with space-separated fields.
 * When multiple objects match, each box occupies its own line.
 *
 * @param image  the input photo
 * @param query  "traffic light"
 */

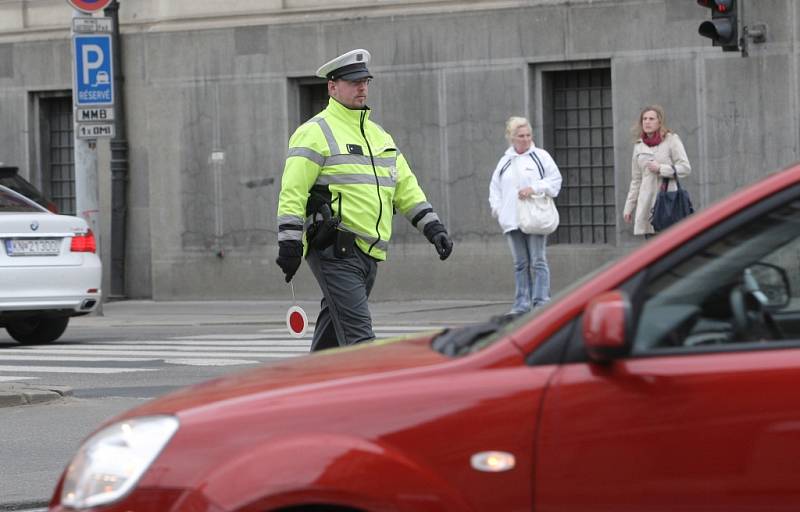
xmin=697 ymin=0 xmax=738 ymax=52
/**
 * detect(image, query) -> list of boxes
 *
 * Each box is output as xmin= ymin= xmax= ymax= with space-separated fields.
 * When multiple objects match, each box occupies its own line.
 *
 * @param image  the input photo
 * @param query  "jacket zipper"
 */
xmin=360 ymin=109 xmax=382 ymax=253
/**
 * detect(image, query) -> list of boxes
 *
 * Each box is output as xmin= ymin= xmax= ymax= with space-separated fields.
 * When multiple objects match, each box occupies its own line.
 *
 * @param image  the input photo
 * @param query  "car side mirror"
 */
xmin=582 ymin=290 xmax=632 ymax=363
xmin=747 ymin=262 xmax=791 ymax=309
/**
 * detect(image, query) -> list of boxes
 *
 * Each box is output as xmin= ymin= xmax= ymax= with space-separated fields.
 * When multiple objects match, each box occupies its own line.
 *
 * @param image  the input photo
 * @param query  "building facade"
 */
xmin=0 ymin=0 xmax=798 ymax=300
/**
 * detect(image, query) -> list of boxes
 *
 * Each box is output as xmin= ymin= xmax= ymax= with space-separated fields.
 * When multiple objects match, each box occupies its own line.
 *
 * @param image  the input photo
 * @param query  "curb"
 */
xmin=0 ymin=384 xmax=72 ymax=408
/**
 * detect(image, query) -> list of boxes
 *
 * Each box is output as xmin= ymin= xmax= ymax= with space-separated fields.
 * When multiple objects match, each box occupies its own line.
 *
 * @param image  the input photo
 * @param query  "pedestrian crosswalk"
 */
xmin=0 ymin=325 xmax=445 ymax=383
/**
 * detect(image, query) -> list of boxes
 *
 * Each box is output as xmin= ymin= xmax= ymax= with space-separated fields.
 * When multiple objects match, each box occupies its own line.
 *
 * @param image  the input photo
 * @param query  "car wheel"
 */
xmin=6 ymin=316 xmax=70 ymax=344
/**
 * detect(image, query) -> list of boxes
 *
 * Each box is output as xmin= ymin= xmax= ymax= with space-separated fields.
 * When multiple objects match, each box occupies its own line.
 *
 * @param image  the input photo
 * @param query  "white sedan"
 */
xmin=0 ymin=185 xmax=101 ymax=344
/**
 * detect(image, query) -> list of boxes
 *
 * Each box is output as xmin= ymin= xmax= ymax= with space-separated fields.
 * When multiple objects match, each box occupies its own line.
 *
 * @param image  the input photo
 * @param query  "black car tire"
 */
xmin=6 ymin=316 xmax=69 ymax=344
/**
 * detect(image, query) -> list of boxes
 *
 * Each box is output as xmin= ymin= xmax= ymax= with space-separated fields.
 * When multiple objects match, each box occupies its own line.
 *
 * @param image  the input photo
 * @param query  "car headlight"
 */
xmin=61 ymin=415 xmax=179 ymax=509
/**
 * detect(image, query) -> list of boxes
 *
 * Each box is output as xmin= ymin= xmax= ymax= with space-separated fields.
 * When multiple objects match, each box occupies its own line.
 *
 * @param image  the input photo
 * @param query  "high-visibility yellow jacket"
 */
xmin=277 ymin=97 xmax=441 ymax=261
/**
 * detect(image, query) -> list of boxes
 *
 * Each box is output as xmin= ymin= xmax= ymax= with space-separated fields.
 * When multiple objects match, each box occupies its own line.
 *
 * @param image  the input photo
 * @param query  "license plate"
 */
xmin=4 ymin=238 xmax=61 ymax=256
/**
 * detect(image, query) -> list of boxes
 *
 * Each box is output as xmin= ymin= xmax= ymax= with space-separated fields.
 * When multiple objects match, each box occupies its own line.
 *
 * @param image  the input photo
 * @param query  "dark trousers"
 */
xmin=305 ymin=243 xmax=378 ymax=352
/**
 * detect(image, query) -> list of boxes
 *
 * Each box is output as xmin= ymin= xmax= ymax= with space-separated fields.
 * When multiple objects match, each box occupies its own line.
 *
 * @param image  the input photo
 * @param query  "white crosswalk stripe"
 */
xmin=0 ymin=376 xmax=37 ymax=382
xmin=0 ymin=325 xmax=446 ymax=382
xmin=0 ymin=365 xmax=156 ymax=374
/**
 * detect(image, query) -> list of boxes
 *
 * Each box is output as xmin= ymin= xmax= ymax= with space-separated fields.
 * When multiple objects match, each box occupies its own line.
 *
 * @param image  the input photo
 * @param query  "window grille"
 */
xmin=547 ymin=68 xmax=614 ymax=244
xmin=300 ymin=82 xmax=329 ymax=122
xmin=41 ymin=97 xmax=75 ymax=215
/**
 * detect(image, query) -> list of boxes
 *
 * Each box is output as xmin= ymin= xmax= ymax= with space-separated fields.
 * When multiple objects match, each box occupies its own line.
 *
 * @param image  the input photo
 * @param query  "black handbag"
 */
xmin=650 ymin=169 xmax=694 ymax=232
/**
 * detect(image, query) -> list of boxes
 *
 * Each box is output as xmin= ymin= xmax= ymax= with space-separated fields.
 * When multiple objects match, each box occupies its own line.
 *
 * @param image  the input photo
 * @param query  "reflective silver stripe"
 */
xmin=339 ymin=225 xmax=389 ymax=252
xmin=377 ymin=156 xmax=397 ymax=167
xmin=371 ymin=239 xmax=389 ymax=252
xmin=314 ymin=118 xmax=340 ymax=155
xmin=301 ymin=221 xmax=390 ymax=252
xmin=278 ymin=230 xmax=303 ymax=242
xmin=316 ymin=174 xmax=396 ymax=187
xmin=416 ymin=211 xmax=441 ymax=232
xmin=277 ymin=214 xmax=304 ymax=226
xmin=287 ymin=147 xmax=325 ymax=166
xmin=405 ymin=202 xmax=433 ymax=222
xmin=326 ymin=154 xmax=397 ymax=167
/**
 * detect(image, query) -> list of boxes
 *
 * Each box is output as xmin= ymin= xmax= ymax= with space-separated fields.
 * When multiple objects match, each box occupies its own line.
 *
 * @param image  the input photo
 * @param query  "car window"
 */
xmin=632 ymin=199 xmax=800 ymax=354
xmin=0 ymin=187 xmax=44 ymax=212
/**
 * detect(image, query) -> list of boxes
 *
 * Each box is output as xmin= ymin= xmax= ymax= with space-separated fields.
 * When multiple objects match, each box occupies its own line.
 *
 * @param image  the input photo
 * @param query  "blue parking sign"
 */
xmin=73 ymin=34 xmax=113 ymax=106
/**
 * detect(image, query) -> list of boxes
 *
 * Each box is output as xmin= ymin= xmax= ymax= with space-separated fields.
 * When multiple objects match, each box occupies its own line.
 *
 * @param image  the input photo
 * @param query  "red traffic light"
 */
xmin=697 ymin=0 xmax=738 ymax=51
xmin=696 ymin=0 xmax=731 ymax=12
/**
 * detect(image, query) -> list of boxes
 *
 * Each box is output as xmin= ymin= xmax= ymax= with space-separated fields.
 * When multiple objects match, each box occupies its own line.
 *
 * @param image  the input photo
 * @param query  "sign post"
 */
xmin=69 ymin=0 xmax=114 ymax=310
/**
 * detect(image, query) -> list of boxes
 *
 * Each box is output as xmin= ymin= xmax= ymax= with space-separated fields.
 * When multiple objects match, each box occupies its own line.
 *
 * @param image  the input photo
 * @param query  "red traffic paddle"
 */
xmin=286 ymin=282 xmax=308 ymax=338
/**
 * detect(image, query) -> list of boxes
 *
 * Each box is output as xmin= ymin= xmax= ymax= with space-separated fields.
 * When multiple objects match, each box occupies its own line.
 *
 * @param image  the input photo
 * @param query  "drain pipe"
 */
xmin=104 ymin=0 xmax=128 ymax=298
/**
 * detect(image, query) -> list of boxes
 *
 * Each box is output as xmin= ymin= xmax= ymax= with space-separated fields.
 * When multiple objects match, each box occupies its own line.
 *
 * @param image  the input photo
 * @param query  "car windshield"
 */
xmin=431 ymin=257 xmax=620 ymax=357
xmin=0 ymin=186 xmax=45 ymax=212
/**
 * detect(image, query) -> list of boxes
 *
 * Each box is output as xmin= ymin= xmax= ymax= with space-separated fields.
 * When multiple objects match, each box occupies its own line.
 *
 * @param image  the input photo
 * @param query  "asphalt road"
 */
xmin=0 ymin=299 xmax=509 ymax=509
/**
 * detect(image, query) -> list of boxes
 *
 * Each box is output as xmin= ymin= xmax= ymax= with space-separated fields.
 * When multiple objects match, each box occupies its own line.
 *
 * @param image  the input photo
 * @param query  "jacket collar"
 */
xmin=327 ymin=97 xmax=371 ymax=123
xmin=504 ymin=144 xmax=536 ymax=159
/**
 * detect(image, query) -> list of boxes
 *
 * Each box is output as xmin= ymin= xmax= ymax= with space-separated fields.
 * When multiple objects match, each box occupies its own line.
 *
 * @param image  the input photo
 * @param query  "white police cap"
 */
xmin=316 ymin=49 xmax=373 ymax=81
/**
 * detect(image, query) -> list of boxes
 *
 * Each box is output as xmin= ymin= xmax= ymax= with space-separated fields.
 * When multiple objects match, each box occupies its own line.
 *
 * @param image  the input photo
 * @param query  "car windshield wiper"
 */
xmin=432 ymin=313 xmax=520 ymax=356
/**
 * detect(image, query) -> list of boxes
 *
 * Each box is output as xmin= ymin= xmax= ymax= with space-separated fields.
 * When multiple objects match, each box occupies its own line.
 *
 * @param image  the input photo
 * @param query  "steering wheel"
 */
xmin=729 ymin=281 xmax=784 ymax=341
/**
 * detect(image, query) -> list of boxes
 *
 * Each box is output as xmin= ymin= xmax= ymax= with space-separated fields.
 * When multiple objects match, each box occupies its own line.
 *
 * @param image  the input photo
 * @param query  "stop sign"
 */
xmin=67 ymin=0 xmax=112 ymax=13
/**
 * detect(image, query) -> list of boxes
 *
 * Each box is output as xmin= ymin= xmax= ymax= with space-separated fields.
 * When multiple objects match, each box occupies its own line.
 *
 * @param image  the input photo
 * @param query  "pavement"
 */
xmin=0 ymin=298 xmax=512 ymax=408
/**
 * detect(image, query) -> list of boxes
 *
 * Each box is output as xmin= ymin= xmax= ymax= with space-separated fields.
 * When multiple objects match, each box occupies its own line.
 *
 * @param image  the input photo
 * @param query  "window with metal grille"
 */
xmin=544 ymin=68 xmax=614 ymax=244
xmin=300 ymin=81 xmax=329 ymax=122
xmin=288 ymin=78 xmax=328 ymax=133
xmin=39 ymin=96 xmax=75 ymax=215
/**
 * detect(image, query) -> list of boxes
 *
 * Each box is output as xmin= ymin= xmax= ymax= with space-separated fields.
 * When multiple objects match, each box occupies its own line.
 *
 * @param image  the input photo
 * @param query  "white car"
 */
xmin=0 ymin=185 xmax=101 ymax=344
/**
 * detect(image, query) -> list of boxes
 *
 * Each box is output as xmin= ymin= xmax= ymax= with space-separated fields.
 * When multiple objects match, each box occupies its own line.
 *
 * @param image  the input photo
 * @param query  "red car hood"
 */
xmin=120 ymin=333 xmax=447 ymax=418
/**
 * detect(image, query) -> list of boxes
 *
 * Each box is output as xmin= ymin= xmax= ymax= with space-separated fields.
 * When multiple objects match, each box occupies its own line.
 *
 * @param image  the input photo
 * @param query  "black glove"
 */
xmin=432 ymin=231 xmax=453 ymax=260
xmin=276 ymin=240 xmax=303 ymax=282
xmin=423 ymin=221 xmax=453 ymax=261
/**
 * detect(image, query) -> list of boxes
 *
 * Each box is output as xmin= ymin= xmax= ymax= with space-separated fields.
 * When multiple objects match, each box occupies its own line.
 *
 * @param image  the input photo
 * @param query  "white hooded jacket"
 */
xmin=489 ymin=145 xmax=563 ymax=234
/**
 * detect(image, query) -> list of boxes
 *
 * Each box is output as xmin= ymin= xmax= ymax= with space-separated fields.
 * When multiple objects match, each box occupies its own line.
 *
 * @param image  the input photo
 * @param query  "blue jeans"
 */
xmin=505 ymin=229 xmax=550 ymax=313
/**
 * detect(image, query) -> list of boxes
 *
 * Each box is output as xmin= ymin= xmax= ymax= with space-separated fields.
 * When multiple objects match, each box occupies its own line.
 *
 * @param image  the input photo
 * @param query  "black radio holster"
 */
xmin=306 ymin=189 xmax=340 ymax=252
xmin=333 ymin=230 xmax=356 ymax=259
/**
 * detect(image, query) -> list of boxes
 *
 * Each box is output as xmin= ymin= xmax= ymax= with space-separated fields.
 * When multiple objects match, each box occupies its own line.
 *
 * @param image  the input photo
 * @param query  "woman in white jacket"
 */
xmin=489 ymin=116 xmax=562 ymax=315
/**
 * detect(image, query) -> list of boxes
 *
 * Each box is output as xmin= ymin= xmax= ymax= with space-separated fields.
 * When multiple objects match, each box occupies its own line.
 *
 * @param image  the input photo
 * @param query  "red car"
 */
xmin=51 ymin=163 xmax=800 ymax=511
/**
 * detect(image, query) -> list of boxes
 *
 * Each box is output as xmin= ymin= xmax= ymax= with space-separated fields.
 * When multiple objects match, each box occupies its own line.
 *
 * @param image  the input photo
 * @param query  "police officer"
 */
xmin=276 ymin=48 xmax=453 ymax=352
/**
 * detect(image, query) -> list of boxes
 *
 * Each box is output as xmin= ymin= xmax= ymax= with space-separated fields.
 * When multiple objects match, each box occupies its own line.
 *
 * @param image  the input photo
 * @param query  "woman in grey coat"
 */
xmin=623 ymin=105 xmax=691 ymax=237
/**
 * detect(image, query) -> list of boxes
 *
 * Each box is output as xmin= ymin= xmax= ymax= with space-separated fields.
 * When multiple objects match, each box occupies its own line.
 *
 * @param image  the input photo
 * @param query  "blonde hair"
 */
xmin=631 ymin=104 xmax=672 ymax=142
xmin=505 ymin=116 xmax=531 ymax=144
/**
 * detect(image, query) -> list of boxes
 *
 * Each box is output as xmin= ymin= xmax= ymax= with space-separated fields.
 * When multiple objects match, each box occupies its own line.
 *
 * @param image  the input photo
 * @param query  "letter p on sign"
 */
xmin=81 ymin=45 xmax=103 ymax=85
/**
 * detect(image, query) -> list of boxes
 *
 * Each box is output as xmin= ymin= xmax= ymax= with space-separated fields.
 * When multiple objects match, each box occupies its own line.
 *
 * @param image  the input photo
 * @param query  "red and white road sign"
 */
xmin=67 ymin=0 xmax=112 ymax=13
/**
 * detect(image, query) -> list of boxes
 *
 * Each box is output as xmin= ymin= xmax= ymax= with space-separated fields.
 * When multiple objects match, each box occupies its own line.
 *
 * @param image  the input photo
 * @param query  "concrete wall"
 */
xmin=0 ymin=0 xmax=798 ymax=301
